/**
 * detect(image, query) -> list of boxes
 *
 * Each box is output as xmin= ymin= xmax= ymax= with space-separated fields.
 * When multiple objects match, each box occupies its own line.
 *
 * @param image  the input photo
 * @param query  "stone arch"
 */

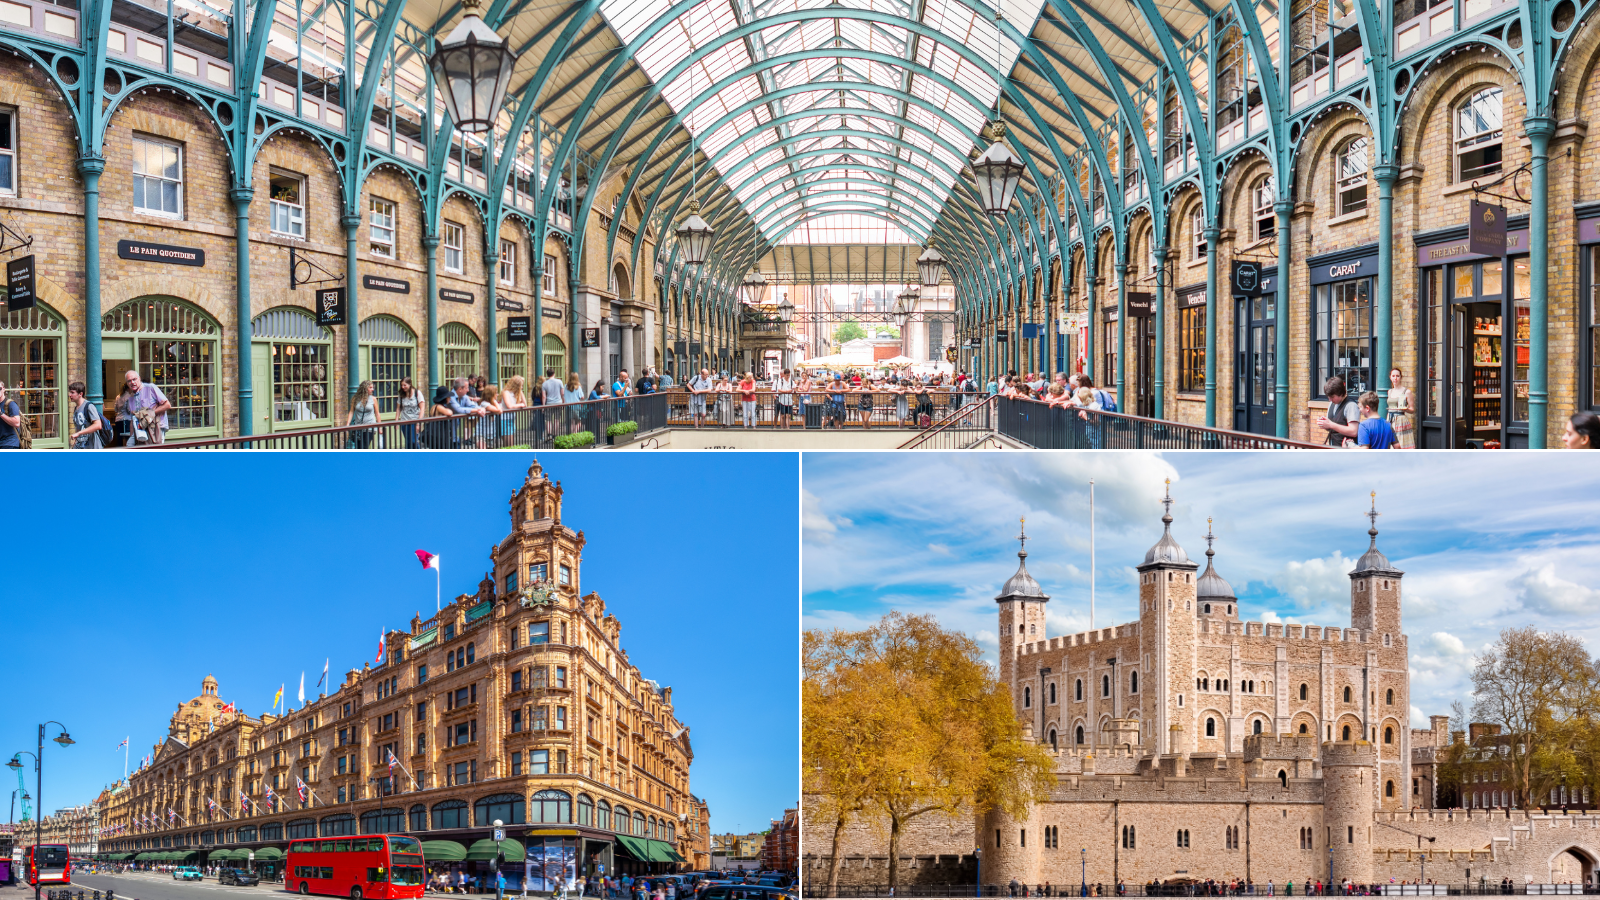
xmin=101 ymin=273 xmax=224 ymax=329
xmin=1290 ymin=711 xmax=1318 ymax=736
xmin=1336 ymin=713 xmax=1364 ymax=742
xmin=1170 ymin=185 xmax=1207 ymax=266
xmin=1294 ymin=105 xmax=1374 ymax=213
xmin=1547 ymin=845 xmax=1599 ymax=883
xmin=613 ymin=260 xmax=633 ymax=300
xmin=1248 ymin=714 xmax=1270 ymax=735
xmin=1199 ymin=708 xmax=1226 ymax=741
xmin=1398 ymin=56 xmax=1525 ymax=176
xmin=1072 ymin=717 xmax=1087 ymax=745
xmin=104 ymin=81 xmax=234 ymax=168
xmin=1221 ymin=154 xmax=1275 ymax=248
xmin=1380 ymin=716 xmax=1404 ymax=755
xmin=1556 ymin=1 xmax=1600 ymax=121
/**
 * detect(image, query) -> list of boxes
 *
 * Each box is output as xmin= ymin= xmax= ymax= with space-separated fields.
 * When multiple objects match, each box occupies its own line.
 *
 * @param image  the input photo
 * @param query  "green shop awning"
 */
xmin=420 ymin=840 xmax=467 ymax=862
xmin=614 ymin=836 xmax=652 ymax=861
xmin=210 ymin=850 xmax=241 ymax=862
xmin=644 ymin=840 xmax=682 ymax=863
xmin=465 ymin=838 xmax=524 ymax=862
xmin=132 ymin=852 xmax=154 ymax=861
xmin=173 ymin=850 xmax=197 ymax=862
xmin=252 ymin=847 xmax=286 ymax=860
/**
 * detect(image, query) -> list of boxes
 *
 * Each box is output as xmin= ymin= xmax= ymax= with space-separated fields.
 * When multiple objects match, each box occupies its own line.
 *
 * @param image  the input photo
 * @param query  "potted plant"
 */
xmin=605 ymin=420 xmax=639 ymax=445
xmin=552 ymin=430 xmax=595 ymax=449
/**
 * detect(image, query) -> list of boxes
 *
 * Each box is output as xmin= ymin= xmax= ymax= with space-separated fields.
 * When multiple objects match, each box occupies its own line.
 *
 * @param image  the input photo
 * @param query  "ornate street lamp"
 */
xmin=894 ymin=288 xmax=918 ymax=330
xmin=971 ymin=123 xmax=1025 ymax=216
xmin=740 ymin=270 xmax=769 ymax=307
xmin=427 ymin=0 xmax=518 ymax=135
xmin=917 ymin=246 xmax=945 ymax=286
xmin=777 ymin=294 xmax=794 ymax=323
xmin=675 ymin=201 xmax=714 ymax=266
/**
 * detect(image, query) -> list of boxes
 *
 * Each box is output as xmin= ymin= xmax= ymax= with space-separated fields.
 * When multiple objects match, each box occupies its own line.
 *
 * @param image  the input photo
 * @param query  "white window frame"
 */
xmin=1455 ymin=87 xmax=1504 ymax=183
xmin=543 ymin=253 xmax=558 ymax=296
xmin=499 ymin=238 xmax=517 ymax=287
xmin=442 ymin=220 xmax=464 ymax=274
xmin=132 ymin=134 xmax=184 ymax=219
xmin=1253 ymin=176 xmax=1275 ymax=242
xmin=369 ymin=196 xmax=397 ymax=258
xmin=269 ymin=169 xmax=306 ymax=238
xmin=1190 ymin=208 xmax=1206 ymax=260
xmin=1337 ymin=137 xmax=1370 ymax=215
xmin=0 ymin=107 xmax=15 ymax=197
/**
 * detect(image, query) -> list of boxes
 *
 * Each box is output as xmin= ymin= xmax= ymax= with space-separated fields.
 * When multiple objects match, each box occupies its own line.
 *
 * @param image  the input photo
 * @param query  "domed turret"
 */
xmin=1352 ymin=492 xmax=1403 ymax=576
xmin=1196 ymin=518 xmax=1236 ymax=602
xmin=995 ymin=519 xmax=1049 ymax=689
xmin=1143 ymin=481 xmax=1189 ymax=565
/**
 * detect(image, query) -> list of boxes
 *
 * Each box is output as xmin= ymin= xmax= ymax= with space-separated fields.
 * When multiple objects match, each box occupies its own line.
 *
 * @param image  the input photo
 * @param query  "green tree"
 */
xmin=804 ymin=612 xmax=1055 ymax=891
xmin=833 ymin=320 xmax=867 ymax=343
xmin=1470 ymin=626 xmax=1599 ymax=807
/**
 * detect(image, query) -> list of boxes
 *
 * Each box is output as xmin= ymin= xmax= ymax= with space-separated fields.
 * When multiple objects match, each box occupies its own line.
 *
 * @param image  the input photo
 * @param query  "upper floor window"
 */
xmin=133 ymin=134 xmax=183 ymax=218
xmin=499 ymin=239 xmax=517 ymax=287
xmin=559 ymin=564 xmax=572 ymax=586
xmin=1253 ymin=176 xmax=1275 ymax=242
xmin=1456 ymin=88 xmax=1504 ymax=183
xmin=442 ymin=221 xmax=464 ymax=274
xmin=269 ymin=171 xmax=305 ymax=238
xmin=543 ymin=254 xmax=558 ymax=296
xmin=0 ymin=108 xmax=15 ymax=196
xmin=1337 ymin=137 xmax=1369 ymax=215
xmin=369 ymin=197 xmax=397 ymax=258
xmin=1190 ymin=207 xmax=1206 ymax=260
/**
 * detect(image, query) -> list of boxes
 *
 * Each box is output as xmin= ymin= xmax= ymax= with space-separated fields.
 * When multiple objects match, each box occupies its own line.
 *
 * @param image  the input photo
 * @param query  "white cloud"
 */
xmin=801 ymin=489 xmax=842 ymax=544
xmin=1511 ymin=564 xmax=1600 ymax=614
xmin=1427 ymin=631 xmax=1468 ymax=658
xmin=1259 ymin=610 xmax=1282 ymax=624
xmin=928 ymin=543 xmax=952 ymax=556
xmin=1271 ymin=551 xmax=1355 ymax=610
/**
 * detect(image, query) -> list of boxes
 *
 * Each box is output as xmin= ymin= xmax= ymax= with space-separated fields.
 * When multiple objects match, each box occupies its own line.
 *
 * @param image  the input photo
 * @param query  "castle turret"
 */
xmin=977 ymin=802 xmax=1042 ymax=891
xmin=1195 ymin=518 xmax=1239 ymax=624
xmin=1136 ymin=481 xmax=1200 ymax=757
xmin=1349 ymin=492 xmax=1403 ymax=638
xmin=996 ymin=519 xmax=1049 ymax=692
xmin=1322 ymin=739 xmax=1377 ymax=885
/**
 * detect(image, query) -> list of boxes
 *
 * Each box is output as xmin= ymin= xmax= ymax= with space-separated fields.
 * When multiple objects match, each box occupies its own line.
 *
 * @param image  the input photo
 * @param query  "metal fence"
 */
xmin=995 ymin=398 xmax=1330 ymax=450
xmin=804 ymin=886 xmax=1597 ymax=899
xmin=653 ymin=389 xmax=974 ymax=430
xmin=899 ymin=396 xmax=999 ymax=449
xmin=153 ymin=393 xmax=669 ymax=450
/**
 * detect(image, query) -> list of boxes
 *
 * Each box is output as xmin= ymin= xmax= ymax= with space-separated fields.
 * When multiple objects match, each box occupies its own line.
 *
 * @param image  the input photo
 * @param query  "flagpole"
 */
xmin=1089 ymin=479 xmax=1096 ymax=632
xmin=435 ymin=565 xmax=440 ymax=613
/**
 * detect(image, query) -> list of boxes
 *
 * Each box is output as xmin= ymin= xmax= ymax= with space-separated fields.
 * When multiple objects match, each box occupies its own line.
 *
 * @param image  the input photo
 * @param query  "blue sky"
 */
xmin=803 ymin=451 xmax=1600 ymax=724
xmin=3 ymin=452 xmax=798 ymax=835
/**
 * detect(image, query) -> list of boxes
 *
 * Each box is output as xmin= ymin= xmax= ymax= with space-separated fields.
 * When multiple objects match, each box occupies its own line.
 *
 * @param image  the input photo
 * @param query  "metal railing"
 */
xmin=152 ymin=393 xmax=668 ymax=450
xmin=654 ymin=388 xmax=971 ymax=430
xmin=899 ymin=395 xmax=998 ymax=449
xmin=996 ymin=397 xmax=1330 ymax=450
xmin=803 ymin=886 xmax=1595 ymax=899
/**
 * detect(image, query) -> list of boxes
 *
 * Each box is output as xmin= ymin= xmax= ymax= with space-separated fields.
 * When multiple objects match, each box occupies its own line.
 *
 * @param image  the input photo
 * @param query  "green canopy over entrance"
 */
xmin=252 ymin=847 xmax=286 ymax=860
xmin=613 ymin=836 xmax=652 ymax=861
xmin=420 ymin=840 xmax=468 ymax=861
xmin=465 ymin=838 xmax=525 ymax=862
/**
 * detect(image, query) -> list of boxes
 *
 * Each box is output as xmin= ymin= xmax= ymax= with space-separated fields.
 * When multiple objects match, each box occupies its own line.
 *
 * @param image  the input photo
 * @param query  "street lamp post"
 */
xmin=974 ymin=848 xmax=981 ymax=899
xmin=8 ymin=722 xmax=74 ymax=900
xmin=1080 ymin=848 xmax=1087 ymax=898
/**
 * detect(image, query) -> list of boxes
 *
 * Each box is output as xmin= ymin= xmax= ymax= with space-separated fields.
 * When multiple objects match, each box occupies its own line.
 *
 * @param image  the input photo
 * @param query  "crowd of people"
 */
xmin=1000 ymin=877 xmax=1518 ymax=897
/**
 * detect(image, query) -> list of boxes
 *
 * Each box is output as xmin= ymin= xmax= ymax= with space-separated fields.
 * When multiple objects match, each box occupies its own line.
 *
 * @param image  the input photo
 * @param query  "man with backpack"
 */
xmin=1078 ymin=374 xmax=1117 ymax=413
xmin=68 ymin=380 xmax=110 ymax=448
xmin=0 ymin=380 xmax=24 ymax=448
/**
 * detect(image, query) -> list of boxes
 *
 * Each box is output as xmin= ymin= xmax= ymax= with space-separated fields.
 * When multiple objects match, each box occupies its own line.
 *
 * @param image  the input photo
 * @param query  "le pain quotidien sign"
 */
xmin=362 ymin=274 xmax=410 ymax=293
xmin=117 ymin=240 xmax=205 ymax=266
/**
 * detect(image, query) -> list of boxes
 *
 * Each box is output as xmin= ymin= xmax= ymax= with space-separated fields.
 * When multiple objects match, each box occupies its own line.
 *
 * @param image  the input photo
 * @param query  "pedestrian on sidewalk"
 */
xmin=67 ymin=380 xmax=105 ymax=449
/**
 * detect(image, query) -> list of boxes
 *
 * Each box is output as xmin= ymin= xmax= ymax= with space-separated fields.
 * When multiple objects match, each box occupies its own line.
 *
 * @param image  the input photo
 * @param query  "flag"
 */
xmin=387 ymin=749 xmax=397 ymax=779
xmin=295 ymin=776 xmax=309 ymax=804
xmin=415 ymin=549 xmax=440 ymax=570
xmin=274 ymin=684 xmax=284 ymax=710
xmin=376 ymin=629 xmax=385 ymax=664
xmin=116 ymin=738 xmax=127 ymax=750
xmin=298 ymin=671 xmax=305 ymax=706
xmin=317 ymin=658 xmax=329 ymax=690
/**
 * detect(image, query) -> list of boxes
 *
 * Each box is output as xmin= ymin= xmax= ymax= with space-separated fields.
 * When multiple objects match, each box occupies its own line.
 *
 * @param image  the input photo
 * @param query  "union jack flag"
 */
xmin=240 ymin=790 xmax=250 ymax=812
xmin=206 ymin=796 xmax=218 ymax=813
xmin=295 ymin=777 xmax=309 ymax=804
xmin=387 ymin=749 xmax=397 ymax=778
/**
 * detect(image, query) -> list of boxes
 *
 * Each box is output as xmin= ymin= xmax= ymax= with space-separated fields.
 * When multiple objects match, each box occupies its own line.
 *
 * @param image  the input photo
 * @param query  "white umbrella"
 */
xmin=878 ymin=355 xmax=916 ymax=367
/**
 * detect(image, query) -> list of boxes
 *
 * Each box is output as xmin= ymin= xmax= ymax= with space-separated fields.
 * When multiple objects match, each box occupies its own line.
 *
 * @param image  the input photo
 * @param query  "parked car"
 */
xmin=219 ymin=868 xmax=260 ymax=886
xmin=173 ymin=867 xmax=204 ymax=881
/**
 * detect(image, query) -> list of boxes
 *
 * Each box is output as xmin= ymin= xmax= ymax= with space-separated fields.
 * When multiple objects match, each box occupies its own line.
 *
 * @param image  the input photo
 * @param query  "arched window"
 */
xmin=318 ymin=813 xmax=355 ymax=836
xmin=1130 ymin=671 xmax=1138 ymax=694
xmin=466 ymin=642 xmax=475 ymax=664
xmin=409 ymin=804 xmax=427 ymax=832
xmin=531 ymin=790 xmax=572 ymax=824
xmin=1300 ymin=683 xmax=1308 ymax=701
xmin=1279 ymin=770 xmax=1288 ymax=788
xmin=1336 ymin=137 xmax=1369 ymax=215
xmin=1386 ymin=688 xmax=1394 ymax=705
xmin=2 ymin=303 xmax=67 ymax=445
xmin=1075 ymin=725 xmax=1085 ymax=745
xmin=543 ymin=333 xmax=568 ymax=381
xmin=1206 ymin=717 xmax=1216 ymax=737
xmin=432 ymin=799 xmax=468 ymax=830
xmin=105 ymin=297 xmax=221 ymax=438
xmin=1342 ymin=725 xmax=1352 ymax=741
xmin=632 ymin=810 xmax=646 ymax=837
xmin=1253 ymin=719 xmax=1263 ymax=735
xmin=286 ymin=818 xmax=315 ymax=839
xmin=1384 ymin=727 xmax=1394 ymax=744
xmin=1343 ymin=686 xmax=1352 ymax=702
xmin=496 ymin=327 xmax=528 ymax=383
xmin=614 ymin=805 xmax=630 ymax=834
xmin=1024 ymin=686 xmax=1032 ymax=708
xmin=359 ymin=315 xmax=418 ymax=414
xmin=440 ymin=323 xmax=480 ymax=385
xmin=252 ymin=306 xmax=334 ymax=432
xmin=1252 ymin=175 xmax=1275 ymax=241
xmin=360 ymin=808 xmax=403 ymax=834
xmin=1049 ymin=729 xmax=1058 ymax=750
xmin=261 ymin=822 xmax=284 ymax=841
xmin=645 ymin=817 xmax=655 ymax=839
xmin=474 ymin=793 xmax=526 ymax=826
xmin=1204 ymin=603 xmax=1212 ymax=614
xmin=1075 ymin=679 xmax=1083 ymax=701
xmin=1049 ymin=683 xmax=1057 ymax=704
xmin=1386 ymin=780 xmax=1395 ymax=798
xmin=1102 ymin=674 xmax=1110 ymax=697
xmin=596 ymin=800 xmax=612 ymax=831
xmin=1456 ymin=88 xmax=1504 ymax=182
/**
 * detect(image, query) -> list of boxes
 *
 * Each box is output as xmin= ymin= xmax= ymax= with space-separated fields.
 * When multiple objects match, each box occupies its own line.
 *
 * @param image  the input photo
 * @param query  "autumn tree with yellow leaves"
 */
xmin=804 ymin=612 xmax=1055 ymax=893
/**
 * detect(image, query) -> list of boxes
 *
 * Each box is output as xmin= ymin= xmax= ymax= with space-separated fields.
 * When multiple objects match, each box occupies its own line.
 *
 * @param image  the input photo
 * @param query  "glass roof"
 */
xmin=776 ymin=213 xmax=917 ymax=245
xmin=600 ymin=0 xmax=1046 ymax=243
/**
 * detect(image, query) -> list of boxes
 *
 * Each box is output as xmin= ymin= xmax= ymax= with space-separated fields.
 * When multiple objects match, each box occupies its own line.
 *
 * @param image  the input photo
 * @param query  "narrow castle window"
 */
xmin=1024 ymin=687 xmax=1032 ymax=708
xmin=1253 ymin=720 xmax=1263 ymax=735
xmin=1343 ymin=686 xmax=1352 ymax=702
xmin=1076 ymin=679 xmax=1083 ymax=701
xmin=1076 ymin=726 xmax=1085 ymax=744
xmin=1386 ymin=688 xmax=1394 ymax=705
xmin=1300 ymin=683 xmax=1308 ymax=700
xmin=1130 ymin=671 xmax=1138 ymax=693
xmin=1342 ymin=725 xmax=1352 ymax=741
xmin=1385 ymin=727 xmax=1393 ymax=744
xmin=1280 ymin=770 xmax=1289 ymax=788
xmin=1050 ymin=683 xmax=1057 ymax=704
xmin=1206 ymin=718 xmax=1216 ymax=737
xmin=1386 ymin=780 xmax=1395 ymax=798
xmin=1102 ymin=675 xmax=1110 ymax=697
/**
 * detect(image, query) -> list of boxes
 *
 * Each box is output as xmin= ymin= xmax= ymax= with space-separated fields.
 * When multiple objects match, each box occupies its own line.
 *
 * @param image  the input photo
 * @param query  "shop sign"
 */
xmin=315 ymin=287 xmax=347 ymax=326
xmin=582 ymin=327 xmax=600 ymax=348
xmin=496 ymin=298 xmax=525 ymax=312
xmin=541 ymin=307 xmax=563 ymax=319
xmin=995 ymin=329 xmax=1009 ymax=343
xmin=117 ymin=239 xmax=204 ymax=266
xmin=1060 ymin=313 xmax=1085 ymax=331
xmin=1468 ymin=199 xmax=1507 ymax=257
xmin=1103 ymin=306 xmax=1118 ymax=323
xmin=6 ymin=254 xmax=36 ymax=311
xmin=1580 ymin=216 xmax=1600 ymax=245
xmin=1415 ymin=230 xmax=1528 ymax=266
xmin=1021 ymin=323 xmax=1041 ymax=338
xmin=1231 ymin=261 xmax=1263 ymax=297
xmin=673 ymin=340 xmax=688 ymax=354
xmin=505 ymin=316 xmax=530 ymax=342
xmin=689 ymin=341 xmax=703 ymax=355
xmin=1178 ymin=289 xmax=1207 ymax=309
xmin=362 ymin=274 xmax=410 ymax=293
xmin=440 ymin=288 xmax=474 ymax=305
xmin=1127 ymin=292 xmax=1154 ymax=318
xmin=1308 ymin=253 xmax=1379 ymax=286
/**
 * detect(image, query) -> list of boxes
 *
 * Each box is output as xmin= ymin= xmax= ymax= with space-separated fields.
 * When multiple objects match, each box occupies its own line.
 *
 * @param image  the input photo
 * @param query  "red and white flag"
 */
xmin=376 ymin=628 xmax=386 ymax=663
xmin=414 ymin=549 xmax=439 ymax=570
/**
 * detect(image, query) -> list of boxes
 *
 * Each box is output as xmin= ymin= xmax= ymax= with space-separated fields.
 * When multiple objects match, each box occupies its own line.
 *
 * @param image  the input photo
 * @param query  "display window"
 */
xmin=497 ymin=327 xmax=528 ymax=383
xmin=440 ymin=323 xmax=480 ymax=384
xmin=102 ymin=297 xmax=220 ymax=439
xmin=1177 ymin=289 xmax=1206 ymax=393
xmin=1587 ymin=246 xmax=1600 ymax=412
xmin=542 ymin=333 xmax=566 ymax=381
xmin=358 ymin=315 xmax=417 ymax=414
xmin=0 ymin=303 xmax=64 ymax=446
xmin=1417 ymin=256 xmax=1530 ymax=448
xmin=1311 ymin=277 xmax=1374 ymax=398
xmin=251 ymin=307 xmax=333 ymax=431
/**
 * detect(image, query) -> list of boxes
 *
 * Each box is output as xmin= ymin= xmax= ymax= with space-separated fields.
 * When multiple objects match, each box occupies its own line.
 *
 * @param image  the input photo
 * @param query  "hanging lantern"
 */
xmin=675 ymin=200 xmax=714 ymax=266
xmin=427 ymin=0 xmax=519 ymax=134
xmin=740 ymin=270 xmax=769 ymax=307
xmin=916 ymin=246 xmax=945 ymax=286
xmin=894 ymin=288 xmax=918 ymax=330
xmin=971 ymin=123 xmax=1025 ymax=216
xmin=777 ymin=294 xmax=795 ymax=323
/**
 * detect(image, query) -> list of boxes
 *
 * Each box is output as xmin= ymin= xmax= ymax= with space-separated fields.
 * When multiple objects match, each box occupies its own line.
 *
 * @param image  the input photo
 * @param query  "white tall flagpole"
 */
xmin=1089 ymin=479 xmax=1096 ymax=632
xmin=124 ymin=738 xmax=129 ymax=779
xmin=436 ymin=564 xmax=441 ymax=613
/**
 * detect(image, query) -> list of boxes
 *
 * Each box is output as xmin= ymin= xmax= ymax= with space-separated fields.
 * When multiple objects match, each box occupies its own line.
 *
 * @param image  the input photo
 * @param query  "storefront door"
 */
xmin=1234 ymin=293 xmax=1276 ymax=435
xmin=1133 ymin=310 xmax=1155 ymax=418
xmin=1422 ymin=258 xmax=1530 ymax=448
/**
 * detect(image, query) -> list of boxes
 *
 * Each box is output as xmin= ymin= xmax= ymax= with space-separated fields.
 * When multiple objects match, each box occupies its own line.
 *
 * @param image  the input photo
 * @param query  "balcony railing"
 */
xmin=995 ymin=397 xmax=1329 ymax=449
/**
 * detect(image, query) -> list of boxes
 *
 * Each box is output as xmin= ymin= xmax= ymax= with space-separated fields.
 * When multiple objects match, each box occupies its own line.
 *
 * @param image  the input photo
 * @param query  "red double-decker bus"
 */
xmin=286 ymin=835 xmax=425 ymax=900
xmin=25 ymin=844 xmax=72 ymax=887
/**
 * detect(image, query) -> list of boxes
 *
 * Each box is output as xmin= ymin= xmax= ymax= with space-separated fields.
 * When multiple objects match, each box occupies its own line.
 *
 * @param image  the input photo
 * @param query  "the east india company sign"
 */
xmin=117 ymin=240 xmax=205 ymax=266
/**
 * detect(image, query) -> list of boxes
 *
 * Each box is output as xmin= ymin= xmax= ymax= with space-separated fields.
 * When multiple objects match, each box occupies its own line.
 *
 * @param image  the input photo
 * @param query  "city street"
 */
xmin=64 ymin=872 xmax=279 ymax=900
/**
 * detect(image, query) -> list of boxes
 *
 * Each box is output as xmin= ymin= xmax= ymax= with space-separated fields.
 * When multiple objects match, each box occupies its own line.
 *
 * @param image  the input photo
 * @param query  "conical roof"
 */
xmin=1196 ymin=519 xmax=1236 ymax=600
xmin=996 ymin=519 xmax=1050 ymax=602
xmin=1142 ymin=481 xmax=1190 ymax=566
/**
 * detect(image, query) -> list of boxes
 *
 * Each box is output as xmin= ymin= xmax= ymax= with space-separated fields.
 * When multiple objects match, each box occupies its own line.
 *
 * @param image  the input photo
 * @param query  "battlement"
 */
xmin=1243 ymin=732 xmax=1322 ymax=761
xmin=1321 ymin=739 xmax=1378 ymax=765
xmin=1019 ymin=622 xmax=1140 ymax=656
xmin=1197 ymin=620 xmax=1386 ymax=644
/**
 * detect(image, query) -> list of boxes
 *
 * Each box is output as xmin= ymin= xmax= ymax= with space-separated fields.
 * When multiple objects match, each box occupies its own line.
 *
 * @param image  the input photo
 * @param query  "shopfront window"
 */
xmin=542 ymin=333 xmax=566 ymax=381
xmin=359 ymin=315 xmax=416 ymax=414
xmin=103 ymin=297 xmax=219 ymax=436
xmin=524 ymin=838 xmax=575 ymax=893
xmin=530 ymin=790 xmax=571 ymax=824
xmin=1312 ymin=278 xmax=1374 ymax=398
xmin=0 ymin=303 xmax=64 ymax=446
xmin=1178 ymin=292 xmax=1205 ymax=393
xmin=441 ymin=323 xmax=480 ymax=384
xmin=498 ymin=328 xmax=528 ymax=384
xmin=253 ymin=307 xmax=332 ymax=428
xmin=1102 ymin=317 xmax=1118 ymax=390
xmin=1590 ymin=247 xmax=1600 ymax=409
xmin=1511 ymin=258 xmax=1530 ymax=423
xmin=1426 ymin=268 xmax=1444 ymax=417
